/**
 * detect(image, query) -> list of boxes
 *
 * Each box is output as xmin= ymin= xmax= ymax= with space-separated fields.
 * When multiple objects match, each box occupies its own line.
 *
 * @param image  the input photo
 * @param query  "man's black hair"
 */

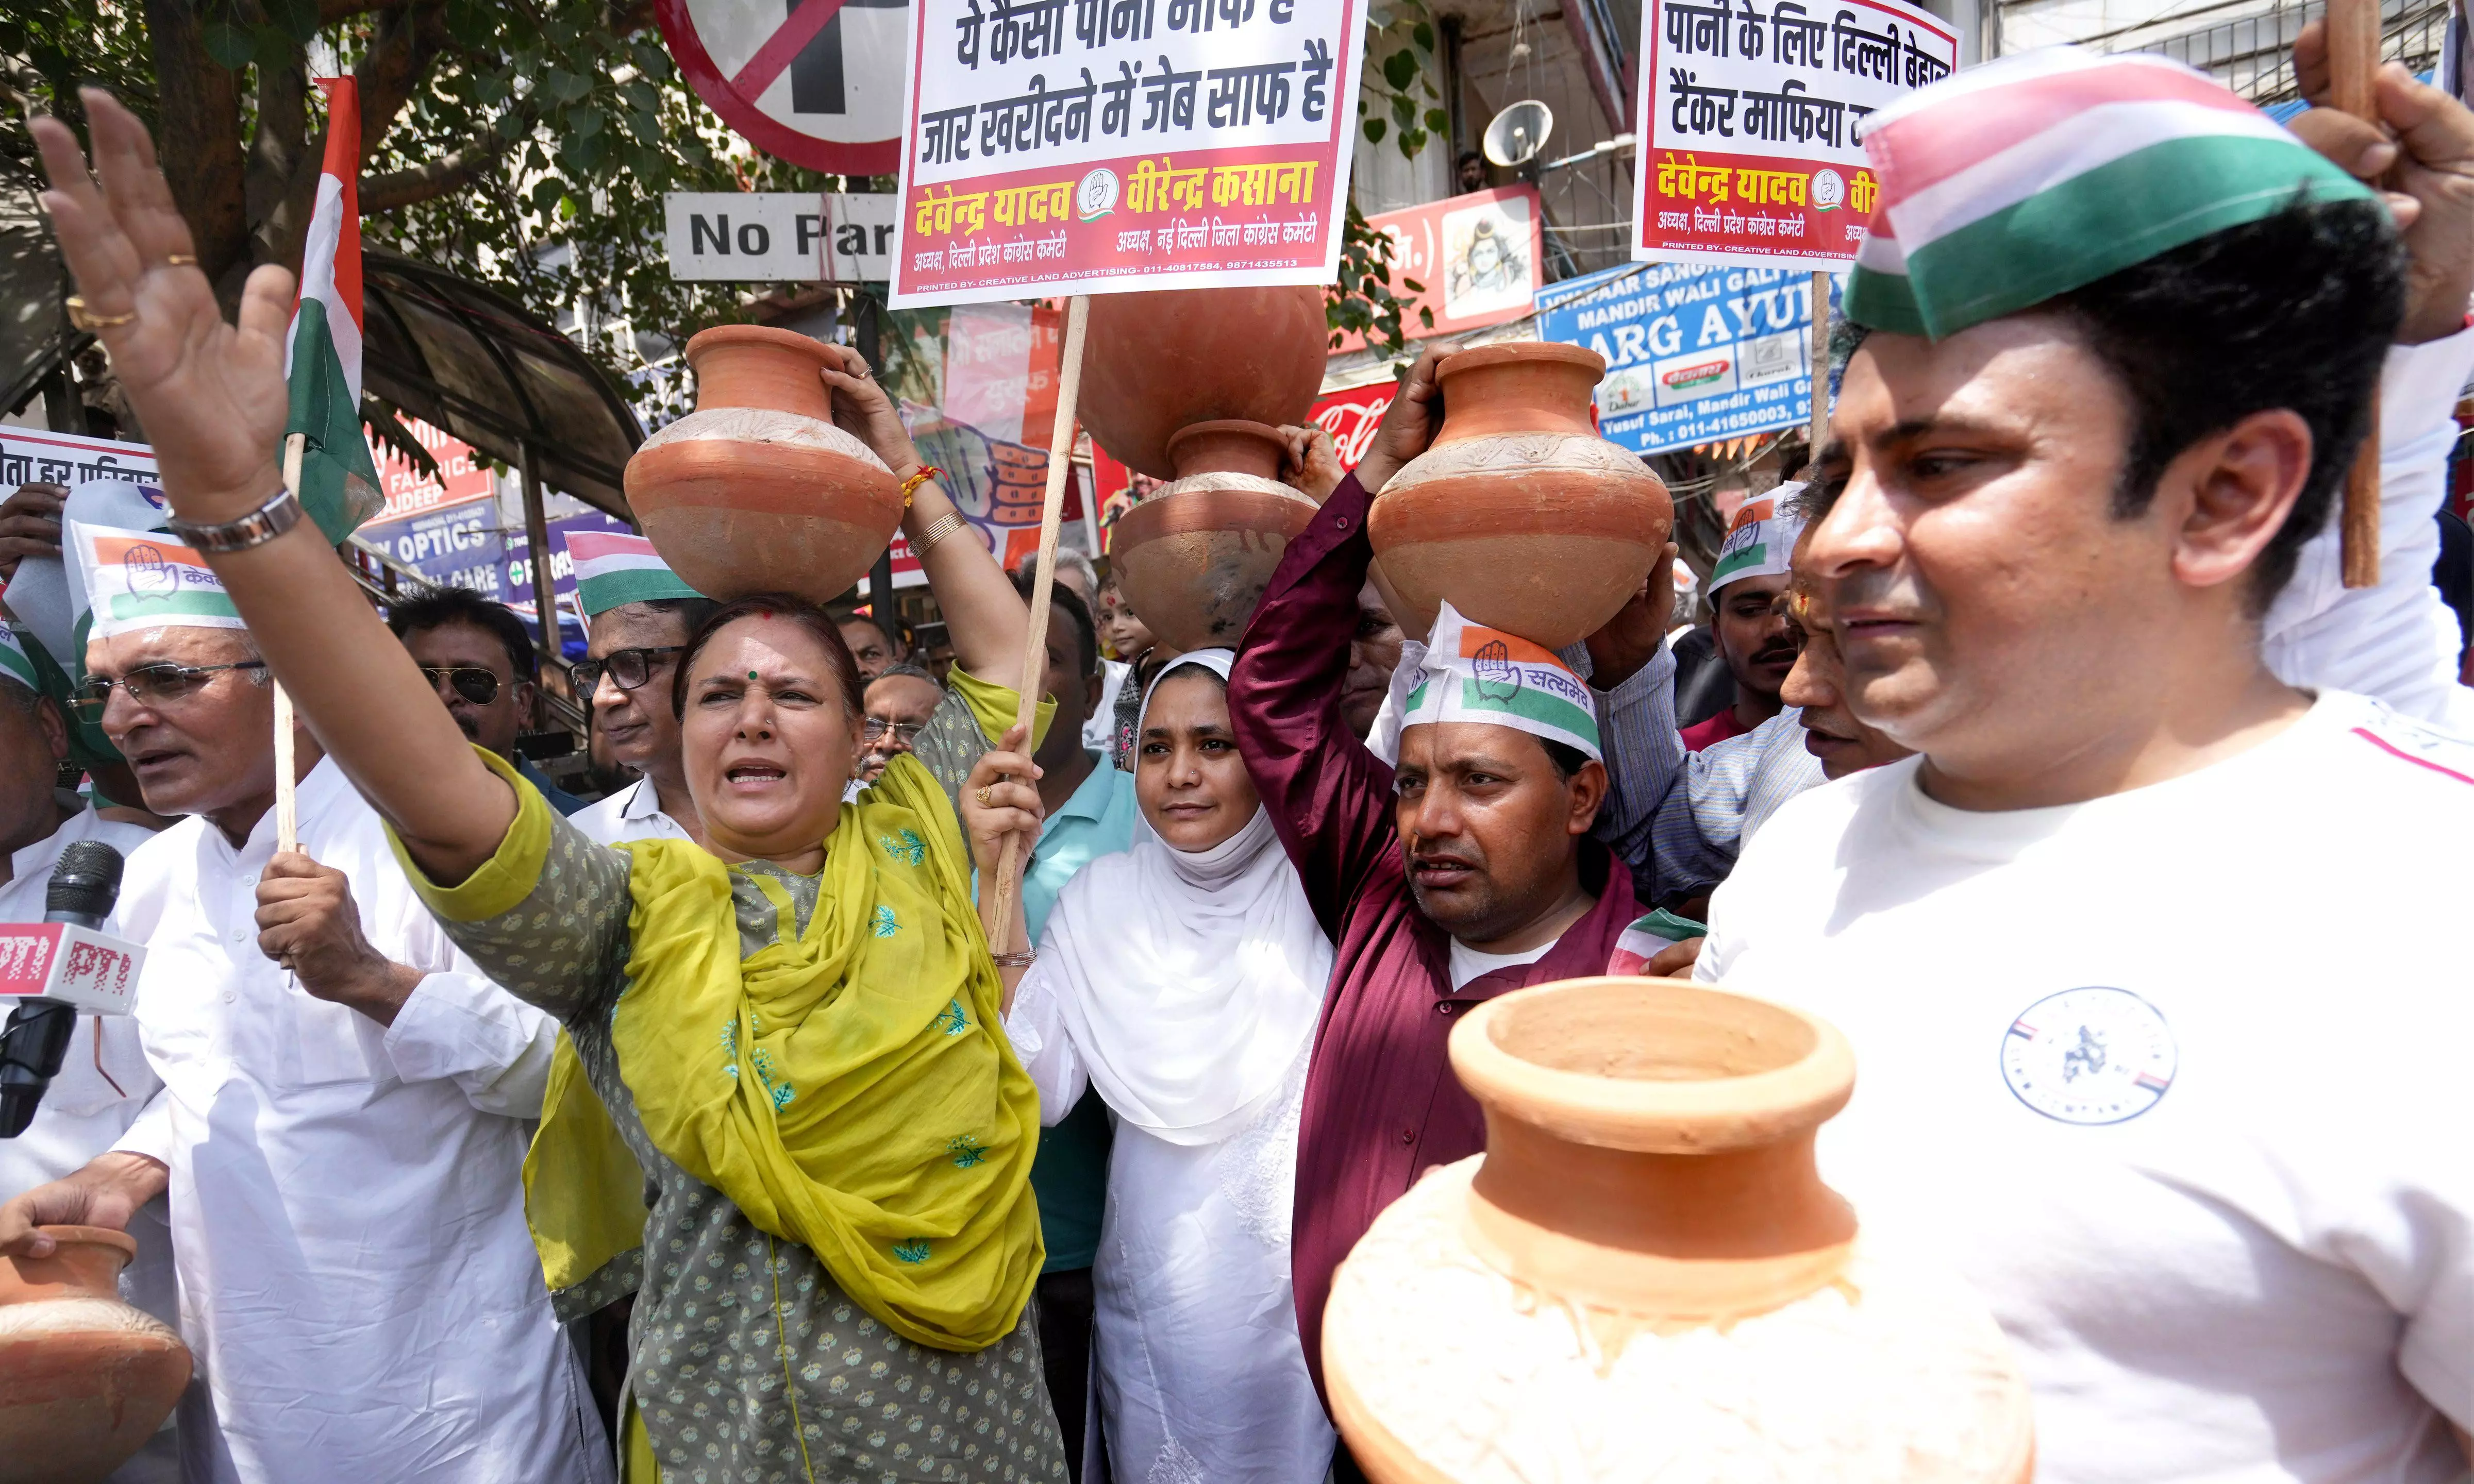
xmin=2053 ymin=197 xmax=2403 ymax=607
xmin=1826 ymin=198 xmax=2404 ymax=610
xmin=1009 ymin=566 xmax=1100 ymax=680
xmin=1540 ymin=738 xmax=1587 ymax=781
xmin=388 ymin=586 xmax=538 ymax=681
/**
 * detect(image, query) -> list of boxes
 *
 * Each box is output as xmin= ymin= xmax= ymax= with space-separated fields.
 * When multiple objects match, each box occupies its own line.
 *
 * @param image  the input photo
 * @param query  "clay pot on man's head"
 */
xmin=0 ymin=1226 xmax=191 ymax=1484
xmin=1081 ymin=286 xmax=1328 ymax=479
xmin=1368 ymin=343 xmax=1671 ymax=649
xmin=1323 ymin=977 xmax=2035 ymax=1484
xmin=1108 ymin=420 xmax=1322 ymax=653
xmin=624 ymin=326 xmax=905 ymax=604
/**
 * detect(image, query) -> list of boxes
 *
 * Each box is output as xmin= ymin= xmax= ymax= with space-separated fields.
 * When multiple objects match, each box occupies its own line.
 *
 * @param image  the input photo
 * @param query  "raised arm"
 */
xmin=819 ymin=351 xmax=1033 ymax=690
xmin=1229 ymin=349 xmax=1447 ymax=933
xmin=31 ymin=92 xmax=510 ymax=885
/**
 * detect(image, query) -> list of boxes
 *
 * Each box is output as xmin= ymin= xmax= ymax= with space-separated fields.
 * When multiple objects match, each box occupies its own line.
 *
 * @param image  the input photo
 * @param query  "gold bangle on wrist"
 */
xmin=990 ymin=950 xmax=1035 ymax=969
xmin=912 ymin=510 xmax=966 ymax=555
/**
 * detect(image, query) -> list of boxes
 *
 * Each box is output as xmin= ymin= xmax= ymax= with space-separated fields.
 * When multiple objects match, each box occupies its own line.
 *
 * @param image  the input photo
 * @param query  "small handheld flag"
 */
xmin=283 ymin=77 xmax=383 ymax=543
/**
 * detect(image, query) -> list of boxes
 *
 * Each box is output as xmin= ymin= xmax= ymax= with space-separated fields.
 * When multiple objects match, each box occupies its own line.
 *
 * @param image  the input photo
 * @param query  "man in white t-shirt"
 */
xmin=1697 ymin=40 xmax=2474 ymax=1484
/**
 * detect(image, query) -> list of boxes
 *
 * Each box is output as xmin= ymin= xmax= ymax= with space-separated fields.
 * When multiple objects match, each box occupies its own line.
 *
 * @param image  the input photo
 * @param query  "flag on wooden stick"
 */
xmin=283 ymin=77 xmax=383 ymax=542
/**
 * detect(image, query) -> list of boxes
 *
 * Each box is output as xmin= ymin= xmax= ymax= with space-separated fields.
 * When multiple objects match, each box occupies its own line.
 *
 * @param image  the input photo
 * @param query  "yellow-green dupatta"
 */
xmin=519 ymin=749 xmax=1045 ymax=1351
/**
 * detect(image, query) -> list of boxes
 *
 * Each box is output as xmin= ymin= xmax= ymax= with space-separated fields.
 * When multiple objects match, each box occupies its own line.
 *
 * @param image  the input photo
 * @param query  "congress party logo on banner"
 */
xmin=889 ymin=0 xmax=1367 ymax=306
xmin=1631 ymin=0 xmax=1955 ymax=271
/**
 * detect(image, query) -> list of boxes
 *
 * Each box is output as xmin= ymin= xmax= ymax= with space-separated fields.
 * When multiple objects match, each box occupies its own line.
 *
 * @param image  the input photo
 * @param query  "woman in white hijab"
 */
xmin=994 ymin=649 xmax=1336 ymax=1484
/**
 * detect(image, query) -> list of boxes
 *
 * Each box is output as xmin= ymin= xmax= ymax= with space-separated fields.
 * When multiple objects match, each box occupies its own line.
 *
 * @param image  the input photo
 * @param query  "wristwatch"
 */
xmin=166 ymin=485 xmax=305 ymax=552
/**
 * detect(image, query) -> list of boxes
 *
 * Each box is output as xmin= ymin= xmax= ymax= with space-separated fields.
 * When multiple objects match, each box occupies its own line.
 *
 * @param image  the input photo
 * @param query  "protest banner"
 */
xmin=0 ymin=428 xmax=157 ymax=490
xmin=889 ymin=0 xmax=1365 ymax=307
xmin=1539 ymin=261 xmax=1835 ymax=457
xmin=1630 ymin=0 xmax=1955 ymax=273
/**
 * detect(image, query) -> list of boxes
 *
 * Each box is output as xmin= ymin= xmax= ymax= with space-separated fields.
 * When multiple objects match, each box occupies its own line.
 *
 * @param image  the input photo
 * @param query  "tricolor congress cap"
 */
xmin=1843 ymin=47 xmax=2375 ymax=341
xmin=569 ymin=531 xmax=706 ymax=617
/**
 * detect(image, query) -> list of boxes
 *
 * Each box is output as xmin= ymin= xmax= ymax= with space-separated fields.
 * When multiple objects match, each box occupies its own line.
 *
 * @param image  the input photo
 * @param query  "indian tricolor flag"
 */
xmin=1401 ymin=601 xmax=1602 ymax=761
xmin=568 ymin=531 xmax=704 ymax=617
xmin=68 ymin=521 xmax=246 ymax=639
xmin=283 ymin=77 xmax=383 ymax=543
xmin=1842 ymin=48 xmax=2373 ymax=340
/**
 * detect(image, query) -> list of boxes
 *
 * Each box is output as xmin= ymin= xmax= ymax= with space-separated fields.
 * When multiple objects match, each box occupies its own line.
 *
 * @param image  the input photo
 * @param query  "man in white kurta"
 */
xmin=0 ymin=529 xmax=607 ymax=1483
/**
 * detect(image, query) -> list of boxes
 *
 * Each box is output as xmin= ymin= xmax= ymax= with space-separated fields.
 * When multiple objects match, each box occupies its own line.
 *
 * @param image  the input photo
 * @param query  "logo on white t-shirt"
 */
xmin=2000 ymin=987 xmax=2177 ymax=1125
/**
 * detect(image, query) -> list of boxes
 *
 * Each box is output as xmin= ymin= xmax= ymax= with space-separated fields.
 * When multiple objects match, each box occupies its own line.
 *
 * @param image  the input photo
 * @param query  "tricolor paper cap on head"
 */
xmin=0 ymin=626 xmax=39 ymax=694
xmin=1401 ymin=601 xmax=1601 ymax=762
xmin=1709 ymin=486 xmax=1807 ymax=595
xmin=69 ymin=521 xmax=246 ymax=640
xmin=1842 ymin=48 xmax=2376 ymax=341
xmin=569 ymin=531 xmax=706 ymax=617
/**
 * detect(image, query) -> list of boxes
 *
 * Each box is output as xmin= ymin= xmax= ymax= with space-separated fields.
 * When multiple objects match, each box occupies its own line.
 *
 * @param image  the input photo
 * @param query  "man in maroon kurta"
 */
xmin=1231 ymin=350 xmax=1665 ymax=1404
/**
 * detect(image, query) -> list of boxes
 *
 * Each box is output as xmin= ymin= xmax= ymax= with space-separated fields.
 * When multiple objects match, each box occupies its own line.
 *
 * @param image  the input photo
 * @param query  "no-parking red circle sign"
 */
xmin=656 ymin=0 xmax=907 ymax=175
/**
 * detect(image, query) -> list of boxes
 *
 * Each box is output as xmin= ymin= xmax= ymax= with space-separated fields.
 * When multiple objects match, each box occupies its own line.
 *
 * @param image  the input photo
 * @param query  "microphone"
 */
xmin=1 ymin=841 xmax=127 ymax=1137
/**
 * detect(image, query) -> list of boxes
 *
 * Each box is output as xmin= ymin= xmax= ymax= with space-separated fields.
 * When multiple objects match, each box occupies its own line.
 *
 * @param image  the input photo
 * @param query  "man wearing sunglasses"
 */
xmin=565 ymin=533 xmax=712 ymax=848
xmin=386 ymin=586 xmax=586 ymax=816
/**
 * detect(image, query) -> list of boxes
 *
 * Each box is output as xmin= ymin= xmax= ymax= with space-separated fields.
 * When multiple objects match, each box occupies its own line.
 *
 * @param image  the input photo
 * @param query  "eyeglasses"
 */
xmin=70 ymin=661 xmax=266 ymax=722
xmin=861 ymin=717 xmax=928 ymax=745
xmin=420 ymin=665 xmax=504 ymax=706
xmin=572 ymin=646 xmax=683 ymax=696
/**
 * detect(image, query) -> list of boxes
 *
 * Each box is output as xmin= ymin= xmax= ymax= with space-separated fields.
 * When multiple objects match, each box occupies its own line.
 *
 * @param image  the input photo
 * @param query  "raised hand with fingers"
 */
xmin=2289 ymin=20 xmax=2474 ymax=343
xmin=816 ymin=342 xmax=928 ymax=475
xmin=1351 ymin=345 xmax=1450 ymax=497
xmin=0 ymin=482 xmax=66 ymax=580
xmin=30 ymin=90 xmax=293 ymax=521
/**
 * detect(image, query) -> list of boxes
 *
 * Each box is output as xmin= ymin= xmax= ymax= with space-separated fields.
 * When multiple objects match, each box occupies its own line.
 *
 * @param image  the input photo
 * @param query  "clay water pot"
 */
xmin=0 ymin=1226 xmax=190 ymax=1484
xmin=1324 ymin=978 xmax=2035 ymax=1484
xmin=1081 ymin=287 xmax=1328 ymax=479
xmin=1368 ymin=344 xmax=1671 ymax=648
xmin=1108 ymin=420 xmax=1321 ymax=653
xmin=624 ymin=326 xmax=904 ymax=603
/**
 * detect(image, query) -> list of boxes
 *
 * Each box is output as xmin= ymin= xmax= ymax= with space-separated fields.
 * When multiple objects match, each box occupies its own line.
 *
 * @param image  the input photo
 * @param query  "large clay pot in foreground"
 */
xmin=1324 ymin=978 xmax=2034 ymax=1484
xmin=1109 ymin=421 xmax=1321 ymax=653
xmin=0 ymin=1226 xmax=190 ymax=1484
xmin=1368 ymin=344 xmax=1670 ymax=647
xmin=625 ymin=326 xmax=903 ymax=603
xmin=1082 ymin=287 xmax=1327 ymax=479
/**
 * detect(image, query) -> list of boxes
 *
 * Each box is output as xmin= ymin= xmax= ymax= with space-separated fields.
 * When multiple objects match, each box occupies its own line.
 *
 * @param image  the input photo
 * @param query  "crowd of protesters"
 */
xmin=2 ymin=27 xmax=2472 ymax=1484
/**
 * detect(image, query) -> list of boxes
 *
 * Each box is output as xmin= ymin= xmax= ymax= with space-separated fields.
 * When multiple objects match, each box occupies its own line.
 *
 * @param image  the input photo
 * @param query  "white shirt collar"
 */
xmin=622 ymin=777 xmax=665 ymax=821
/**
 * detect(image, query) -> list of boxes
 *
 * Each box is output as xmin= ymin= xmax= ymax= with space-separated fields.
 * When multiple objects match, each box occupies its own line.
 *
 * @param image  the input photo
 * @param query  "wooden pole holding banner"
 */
xmin=2330 ymin=0 xmax=2383 ymax=588
xmin=1807 ymin=271 xmax=1832 ymax=474
xmin=274 ymin=433 xmax=305 ymax=854
xmin=980 ymin=293 xmax=1091 ymax=956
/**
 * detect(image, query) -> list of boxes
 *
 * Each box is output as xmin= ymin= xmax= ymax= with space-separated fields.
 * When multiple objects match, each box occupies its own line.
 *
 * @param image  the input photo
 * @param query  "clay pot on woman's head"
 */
xmin=1368 ymin=343 xmax=1672 ymax=648
xmin=1323 ymin=977 xmax=2035 ymax=1484
xmin=624 ymin=326 xmax=905 ymax=604
xmin=1108 ymin=420 xmax=1322 ymax=654
xmin=0 ymin=1226 xmax=191 ymax=1484
xmin=1081 ymin=286 xmax=1328 ymax=479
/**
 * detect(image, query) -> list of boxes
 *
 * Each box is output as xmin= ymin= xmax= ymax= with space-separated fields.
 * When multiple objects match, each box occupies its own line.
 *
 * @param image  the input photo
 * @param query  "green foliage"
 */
xmin=1361 ymin=1 xmax=1441 ymax=160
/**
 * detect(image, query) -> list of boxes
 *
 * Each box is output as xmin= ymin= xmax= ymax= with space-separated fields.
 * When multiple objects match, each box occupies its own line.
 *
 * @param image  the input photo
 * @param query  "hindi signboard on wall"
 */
xmin=0 ymin=428 xmax=157 ymax=490
xmin=1538 ymin=261 xmax=1836 ymax=456
xmin=1631 ymin=0 xmax=1955 ymax=271
xmin=888 ymin=0 xmax=1365 ymax=307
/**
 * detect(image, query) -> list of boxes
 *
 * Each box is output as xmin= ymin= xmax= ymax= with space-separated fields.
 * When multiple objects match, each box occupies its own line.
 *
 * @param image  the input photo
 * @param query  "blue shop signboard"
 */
xmin=1537 ymin=262 xmax=1840 ymax=457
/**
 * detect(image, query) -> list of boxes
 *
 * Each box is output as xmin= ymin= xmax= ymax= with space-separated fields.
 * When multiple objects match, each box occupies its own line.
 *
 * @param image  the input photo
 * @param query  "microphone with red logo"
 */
xmin=1 ymin=840 xmax=126 ymax=1138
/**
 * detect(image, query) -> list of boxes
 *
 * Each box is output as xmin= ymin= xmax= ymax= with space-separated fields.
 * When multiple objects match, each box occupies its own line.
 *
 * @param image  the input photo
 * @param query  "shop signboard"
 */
xmin=1537 ymin=260 xmax=1836 ymax=455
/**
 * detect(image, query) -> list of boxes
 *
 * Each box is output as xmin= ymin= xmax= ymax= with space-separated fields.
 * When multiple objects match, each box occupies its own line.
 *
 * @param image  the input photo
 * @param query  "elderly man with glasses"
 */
xmin=0 ymin=516 xmax=602 ymax=1483
xmin=565 ymin=535 xmax=714 ymax=848
xmin=388 ymin=586 xmax=587 ymax=816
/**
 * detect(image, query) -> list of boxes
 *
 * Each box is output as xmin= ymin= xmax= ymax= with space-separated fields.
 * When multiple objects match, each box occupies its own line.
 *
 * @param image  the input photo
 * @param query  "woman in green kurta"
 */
xmin=27 ymin=92 xmax=1068 ymax=1484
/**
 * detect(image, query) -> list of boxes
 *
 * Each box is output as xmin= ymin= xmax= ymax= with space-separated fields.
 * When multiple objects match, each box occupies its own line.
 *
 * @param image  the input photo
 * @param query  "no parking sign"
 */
xmin=658 ymin=0 xmax=909 ymax=174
